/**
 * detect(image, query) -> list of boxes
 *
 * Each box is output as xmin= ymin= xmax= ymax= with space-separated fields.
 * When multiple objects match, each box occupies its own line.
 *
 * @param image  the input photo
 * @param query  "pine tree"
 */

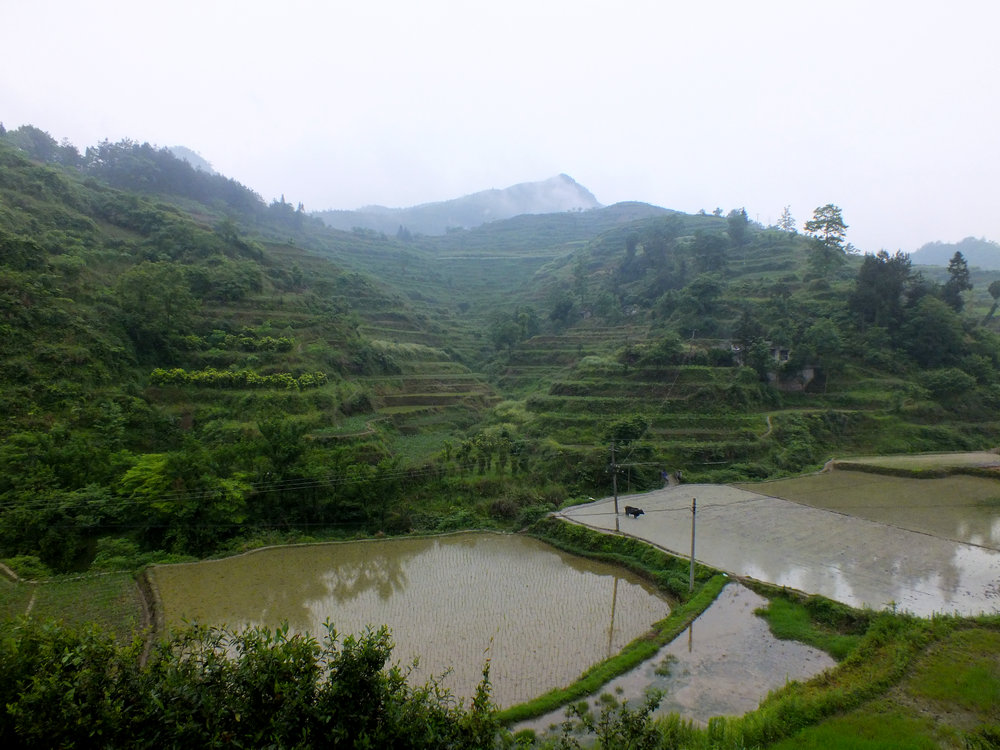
xmin=942 ymin=251 xmax=972 ymax=312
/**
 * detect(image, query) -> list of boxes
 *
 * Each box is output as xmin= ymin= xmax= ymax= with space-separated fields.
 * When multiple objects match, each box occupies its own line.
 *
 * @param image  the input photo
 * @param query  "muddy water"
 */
xmin=149 ymin=533 xmax=670 ymax=707
xmin=560 ymin=486 xmax=1000 ymax=616
xmin=518 ymin=583 xmax=835 ymax=734
xmin=739 ymin=471 xmax=1000 ymax=549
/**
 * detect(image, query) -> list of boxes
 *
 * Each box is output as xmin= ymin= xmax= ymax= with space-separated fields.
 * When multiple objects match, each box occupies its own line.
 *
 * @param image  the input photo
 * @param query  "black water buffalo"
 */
xmin=624 ymin=505 xmax=644 ymax=518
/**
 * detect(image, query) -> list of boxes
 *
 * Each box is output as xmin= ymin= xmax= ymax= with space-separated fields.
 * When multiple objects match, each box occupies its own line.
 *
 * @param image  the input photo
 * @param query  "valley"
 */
xmin=2 ymin=127 xmax=1000 ymax=747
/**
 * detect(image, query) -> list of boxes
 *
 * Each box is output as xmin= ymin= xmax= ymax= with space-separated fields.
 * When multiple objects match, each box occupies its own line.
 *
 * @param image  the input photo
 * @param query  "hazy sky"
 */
xmin=3 ymin=1 xmax=997 ymax=252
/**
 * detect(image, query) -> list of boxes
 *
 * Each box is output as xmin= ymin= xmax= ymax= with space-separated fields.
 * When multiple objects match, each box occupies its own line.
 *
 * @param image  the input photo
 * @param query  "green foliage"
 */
xmin=906 ymin=628 xmax=1000 ymax=713
xmin=755 ymin=595 xmax=866 ymax=661
xmin=804 ymin=204 xmax=848 ymax=253
xmin=115 ymin=261 xmax=198 ymax=354
xmin=0 ymin=619 xmax=499 ymax=748
xmin=918 ymin=367 xmax=976 ymax=400
xmin=489 ymin=305 xmax=540 ymax=353
xmin=900 ymin=295 xmax=966 ymax=368
xmin=118 ymin=440 xmax=251 ymax=555
xmin=149 ymin=366 xmax=327 ymax=390
xmin=942 ymin=250 xmax=972 ymax=312
xmin=767 ymin=710 xmax=941 ymax=749
xmin=553 ymin=689 xmax=665 ymax=749
xmin=1 ymin=556 xmax=52 ymax=580
xmin=606 ymin=413 xmax=650 ymax=446
xmin=850 ymin=250 xmax=912 ymax=331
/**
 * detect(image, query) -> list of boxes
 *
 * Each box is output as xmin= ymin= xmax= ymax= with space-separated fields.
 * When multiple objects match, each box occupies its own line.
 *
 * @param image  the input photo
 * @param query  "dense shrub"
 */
xmin=0 ymin=619 xmax=498 ymax=748
xmin=149 ymin=367 xmax=327 ymax=390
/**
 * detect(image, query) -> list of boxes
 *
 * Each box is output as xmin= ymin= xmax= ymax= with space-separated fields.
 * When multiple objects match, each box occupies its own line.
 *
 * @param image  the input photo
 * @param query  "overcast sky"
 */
xmin=3 ymin=1 xmax=997 ymax=252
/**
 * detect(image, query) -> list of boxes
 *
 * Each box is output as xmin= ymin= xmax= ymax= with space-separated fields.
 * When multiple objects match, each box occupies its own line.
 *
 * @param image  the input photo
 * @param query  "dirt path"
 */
xmin=558 ymin=485 xmax=1000 ymax=617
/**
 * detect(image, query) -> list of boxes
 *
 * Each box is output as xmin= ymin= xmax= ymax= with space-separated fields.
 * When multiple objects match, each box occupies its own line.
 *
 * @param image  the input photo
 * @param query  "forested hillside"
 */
xmin=3 ymin=123 xmax=1000 ymax=577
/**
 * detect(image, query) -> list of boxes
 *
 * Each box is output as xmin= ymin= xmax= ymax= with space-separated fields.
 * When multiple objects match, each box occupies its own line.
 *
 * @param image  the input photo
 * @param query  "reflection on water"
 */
xmin=562 ymin=486 xmax=1000 ymax=617
xmin=518 ymin=583 xmax=835 ymax=734
xmin=740 ymin=472 xmax=1000 ymax=550
xmin=150 ymin=533 xmax=671 ymax=707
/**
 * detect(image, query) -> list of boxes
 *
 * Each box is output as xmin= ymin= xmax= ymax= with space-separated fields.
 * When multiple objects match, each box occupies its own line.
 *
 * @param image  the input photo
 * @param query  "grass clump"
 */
xmin=755 ymin=594 xmax=869 ymax=661
xmin=766 ymin=708 xmax=941 ymax=749
xmin=907 ymin=628 xmax=1000 ymax=713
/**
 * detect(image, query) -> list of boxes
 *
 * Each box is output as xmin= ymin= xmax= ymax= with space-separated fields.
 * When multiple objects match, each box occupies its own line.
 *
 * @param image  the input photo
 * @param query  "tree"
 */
xmin=514 ymin=305 xmax=539 ymax=339
xmin=801 ymin=318 xmax=843 ymax=392
xmin=488 ymin=314 xmax=520 ymax=353
xmin=4 ymin=124 xmax=59 ymax=162
xmin=727 ymin=207 xmax=749 ymax=249
xmin=901 ymin=295 xmax=965 ymax=368
xmin=548 ymin=291 xmax=576 ymax=328
xmin=982 ymin=279 xmax=1000 ymax=324
xmin=119 ymin=441 xmax=250 ymax=554
xmin=606 ymin=413 xmax=650 ymax=446
xmin=625 ymin=232 xmax=640 ymax=257
xmin=692 ymin=230 xmax=728 ymax=273
xmin=115 ymin=261 xmax=197 ymax=354
xmin=804 ymin=204 xmax=848 ymax=277
xmin=849 ymin=250 xmax=912 ymax=331
xmin=942 ymin=251 xmax=972 ymax=312
xmin=777 ymin=205 xmax=796 ymax=233
xmin=804 ymin=204 xmax=848 ymax=251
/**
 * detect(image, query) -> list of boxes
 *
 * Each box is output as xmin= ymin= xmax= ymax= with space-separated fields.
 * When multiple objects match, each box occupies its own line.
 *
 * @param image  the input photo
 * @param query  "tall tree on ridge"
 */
xmin=942 ymin=251 xmax=972 ymax=312
xmin=805 ymin=204 xmax=848 ymax=276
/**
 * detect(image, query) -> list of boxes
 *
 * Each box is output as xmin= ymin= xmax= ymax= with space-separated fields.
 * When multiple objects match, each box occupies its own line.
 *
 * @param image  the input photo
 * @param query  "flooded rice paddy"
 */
xmin=149 ymin=532 xmax=670 ymax=707
xmin=518 ymin=583 xmax=835 ymax=734
xmin=560 ymin=484 xmax=1000 ymax=616
xmin=738 ymin=470 xmax=1000 ymax=549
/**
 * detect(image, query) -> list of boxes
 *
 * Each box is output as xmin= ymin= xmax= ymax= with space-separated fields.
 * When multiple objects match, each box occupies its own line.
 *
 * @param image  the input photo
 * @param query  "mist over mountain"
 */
xmin=313 ymin=173 xmax=602 ymax=235
xmin=911 ymin=236 xmax=1000 ymax=269
xmin=167 ymin=145 xmax=216 ymax=175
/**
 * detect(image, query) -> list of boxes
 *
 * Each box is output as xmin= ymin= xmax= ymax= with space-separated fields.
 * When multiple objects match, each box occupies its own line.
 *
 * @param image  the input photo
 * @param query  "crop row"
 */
xmin=149 ymin=367 xmax=328 ymax=390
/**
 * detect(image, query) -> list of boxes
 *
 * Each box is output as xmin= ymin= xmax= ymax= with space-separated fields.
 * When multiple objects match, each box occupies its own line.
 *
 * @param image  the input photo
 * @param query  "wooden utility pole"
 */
xmin=688 ymin=497 xmax=697 ymax=592
xmin=611 ymin=440 xmax=620 ymax=515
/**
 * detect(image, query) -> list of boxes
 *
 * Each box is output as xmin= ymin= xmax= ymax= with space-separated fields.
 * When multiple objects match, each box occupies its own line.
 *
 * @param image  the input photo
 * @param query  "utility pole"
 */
xmin=611 ymin=440 xmax=619 ymax=515
xmin=688 ymin=497 xmax=697 ymax=592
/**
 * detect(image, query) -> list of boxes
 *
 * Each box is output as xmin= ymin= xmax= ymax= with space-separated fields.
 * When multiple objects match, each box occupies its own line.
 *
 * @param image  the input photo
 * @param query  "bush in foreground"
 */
xmin=0 ymin=619 xmax=497 ymax=748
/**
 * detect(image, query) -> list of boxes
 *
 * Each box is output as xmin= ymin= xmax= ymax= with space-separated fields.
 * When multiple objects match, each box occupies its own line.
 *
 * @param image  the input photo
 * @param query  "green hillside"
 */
xmin=3 ymin=125 xmax=1000 ymax=577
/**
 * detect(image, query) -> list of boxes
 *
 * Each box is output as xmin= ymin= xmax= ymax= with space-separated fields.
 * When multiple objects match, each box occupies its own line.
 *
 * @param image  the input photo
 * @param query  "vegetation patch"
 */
xmin=149 ymin=366 xmax=328 ymax=389
xmin=906 ymin=627 xmax=1000 ymax=715
xmin=752 ymin=589 xmax=869 ymax=661
xmin=766 ymin=708 xmax=941 ymax=750
xmin=0 ymin=620 xmax=499 ymax=748
xmin=0 ymin=573 xmax=145 ymax=643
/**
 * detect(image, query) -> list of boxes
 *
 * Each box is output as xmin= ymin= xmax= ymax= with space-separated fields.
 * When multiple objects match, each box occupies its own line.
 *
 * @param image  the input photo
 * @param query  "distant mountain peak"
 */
xmin=911 ymin=236 xmax=1000 ymax=269
xmin=168 ymin=146 xmax=216 ymax=175
xmin=314 ymin=175 xmax=602 ymax=235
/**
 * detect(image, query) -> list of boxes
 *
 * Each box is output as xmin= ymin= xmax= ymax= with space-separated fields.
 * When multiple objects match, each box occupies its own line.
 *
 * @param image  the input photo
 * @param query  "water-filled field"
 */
xmin=561 ymin=484 xmax=1000 ymax=616
xmin=518 ymin=583 xmax=836 ymax=733
xmin=149 ymin=532 xmax=670 ymax=707
xmin=740 ymin=464 xmax=1000 ymax=548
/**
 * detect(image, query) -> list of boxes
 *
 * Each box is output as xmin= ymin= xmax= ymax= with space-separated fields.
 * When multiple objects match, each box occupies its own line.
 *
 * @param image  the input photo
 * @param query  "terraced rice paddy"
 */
xmin=560 ymin=482 xmax=1000 ymax=616
xmin=742 ymin=467 xmax=1000 ymax=548
xmin=148 ymin=532 xmax=671 ymax=707
xmin=2 ymin=573 xmax=146 ymax=642
xmin=518 ymin=583 xmax=836 ymax=733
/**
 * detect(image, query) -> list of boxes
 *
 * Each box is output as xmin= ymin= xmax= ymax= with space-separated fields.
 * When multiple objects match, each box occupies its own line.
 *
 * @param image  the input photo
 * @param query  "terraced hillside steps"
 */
xmin=357 ymin=343 xmax=500 ymax=436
